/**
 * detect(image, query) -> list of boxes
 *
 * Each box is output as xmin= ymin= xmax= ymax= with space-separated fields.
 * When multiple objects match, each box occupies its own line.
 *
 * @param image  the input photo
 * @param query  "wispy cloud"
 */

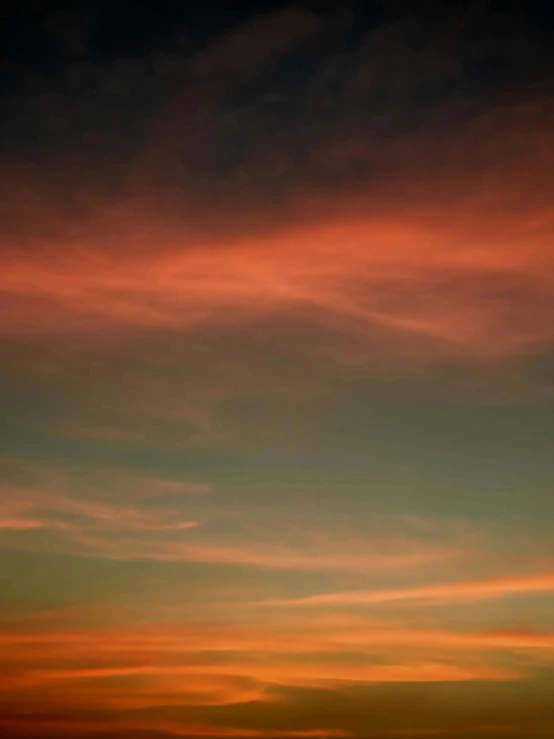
xmin=0 ymin=714 xmax=350 ymax=739
xmin=1 ymin=618 xmax=527 ymax=720
xmin=0 ymin=518 xmax=45 ymax=530
xmin=0 ymin=484 xmax=199 ymax=535
xmin=4 ymin=620 xmax=554 ymax=657
xmin=258 ymin=572 xmax=554 ymax=608
xmin=0 ymin=475 xmax=464 ymax=573
xmin=3 ymin=205 xmax=554 ymax=358
xmin=67 ymin=534 xmax=457 ymax=571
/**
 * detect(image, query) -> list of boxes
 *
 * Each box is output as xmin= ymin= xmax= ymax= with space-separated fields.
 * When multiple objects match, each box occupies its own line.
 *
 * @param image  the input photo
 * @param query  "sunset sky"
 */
xmin=1 ymin=1 xmax=554 ymax=737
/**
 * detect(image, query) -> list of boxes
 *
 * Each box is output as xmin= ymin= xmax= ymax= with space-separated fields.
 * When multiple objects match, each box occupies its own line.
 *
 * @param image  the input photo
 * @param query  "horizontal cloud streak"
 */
xmin=2 ymin=206 xmax=554 ymax=361
xmin=1 ymin=618 xmax=526 ymax=720
xmin=0 ymin=479 xmax=463 ymax=572
xmin=69 ymin=536 xmax=456 ymax=570
xmin=4 ymin=620 xmax=554 ymax=658
xmin=0 ymin=485 xmax=199 ymax=534
xmin=0 ymin=714 xmax=350 ymax=739
xmin=260 ymin=572 xmax=554 ymax=607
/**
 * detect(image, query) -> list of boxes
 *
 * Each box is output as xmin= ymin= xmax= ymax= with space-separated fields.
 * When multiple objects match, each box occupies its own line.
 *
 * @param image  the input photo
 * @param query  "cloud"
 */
xmin=1 ymin=521 xmax=457 ymax=573
xmin=2 ymin=603 xmax=552 ymax=734
xmin=0 ymin=713 xmax=350 ymax=739
xmin=0 ymin=463 xmax=208 ymax=527
xmin=2 ymin=201 xmax=554 ymax=358
xmin=68 ymin=535 xmax=457 ymax=570
xmin=4 ymin=620 xmax=554 ymax=658
xmin=0 ymin=618 xmax=524 ymax=718
xmin=2 ymin=660 xmax=514 ymax=695
xmin=260 ymin=572 xmax=554 ymax=608
xmin=0 ymin=518 xmax=45 ymax=530
xmin=2 ymin=7 xmax=554 ymax=444
xmin=3 ymin=615 xmax=539 ymax=739
xmin=0 ymin=484 xmax=199 ymax=535
xmin=0 ymin=471 xmax=463 ymax=572
xmin=2 ymin=21 xmax=554 ymax=372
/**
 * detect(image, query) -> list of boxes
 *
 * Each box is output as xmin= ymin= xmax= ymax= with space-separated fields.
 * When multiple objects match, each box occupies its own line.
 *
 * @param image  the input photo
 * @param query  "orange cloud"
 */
xmin=2 ymin=5 xmax=554 ymax=419
xmin=0 ymin=518 xmax=45 ymax=530
xmin=0 ymin=617 xmax=538 ymax=702
xmin=0 ymin=484 xmax=199 ymax=535
xmin=0 ymin=479 xmax=462 ymax=572
xmin=0 ymin=714 xmax=350 ymax=738
xmin=76 ymin=535 xmax=456 ymax=570
xmin=2 ymin=207 xmax=554 ymax=359
xmin=1 ymin=526 xmax=457 ymax=573
xmin=261 ymin=572 xmax=554 ymax=607
xmin=2 ymin=659 xmax=515 ymax=696
xmin=5 ymin=612 xmax=552 ymax=738
xmin=3 ymin=97 xmax=554 ymax=448
xmin=4 ymin=620 xmax=554 ymax=659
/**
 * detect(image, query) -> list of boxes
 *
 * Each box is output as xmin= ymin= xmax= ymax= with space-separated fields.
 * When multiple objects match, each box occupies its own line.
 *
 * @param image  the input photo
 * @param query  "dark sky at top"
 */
xmin=2 ymin=1 xmax=553 ymax=167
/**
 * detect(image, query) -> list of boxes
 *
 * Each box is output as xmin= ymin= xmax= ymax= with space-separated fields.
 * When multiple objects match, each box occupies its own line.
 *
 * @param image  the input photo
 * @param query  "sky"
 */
xmin=1 ymin=1 xmax=554 ymax=737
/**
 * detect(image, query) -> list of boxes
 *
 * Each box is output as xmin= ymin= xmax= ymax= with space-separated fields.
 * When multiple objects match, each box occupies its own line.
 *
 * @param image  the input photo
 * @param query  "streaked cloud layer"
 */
xmin=1 ymin=1 xmax=554 ymax=737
